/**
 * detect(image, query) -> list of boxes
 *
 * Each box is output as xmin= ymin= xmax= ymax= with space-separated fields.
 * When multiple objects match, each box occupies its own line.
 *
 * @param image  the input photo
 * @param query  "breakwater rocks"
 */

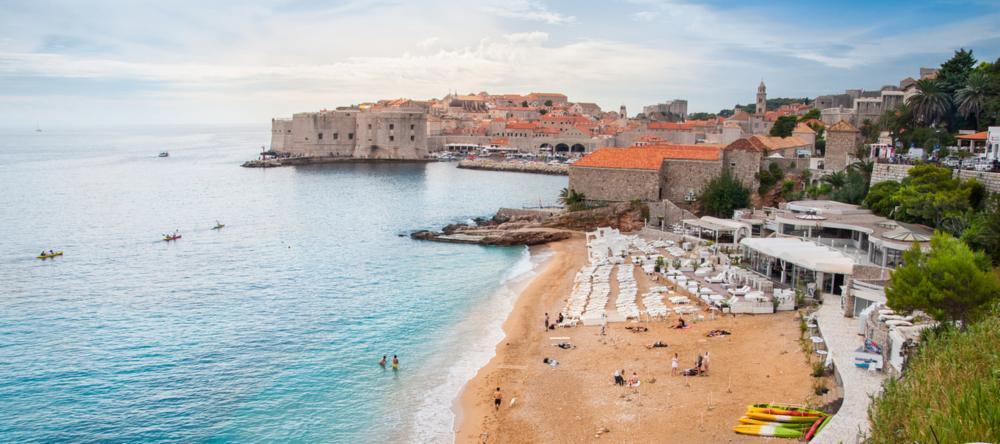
xmin=411 ymin=202 xmax=645 ymax=246
xmin=457 ymin=159 xmax=568 ymax=175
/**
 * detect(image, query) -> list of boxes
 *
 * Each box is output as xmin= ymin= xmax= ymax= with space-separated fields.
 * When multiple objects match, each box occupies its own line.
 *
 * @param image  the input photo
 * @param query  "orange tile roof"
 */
xmin=573 ymin=145 xmax=721 ymax=170
xmin=828 ymin=120 xmax=859 ymax=132
xmin=957 ymin=131 xmax=987 ymax=141
xmin=506 ymin=121 xmax=538 ymax=129
xmin=793 ymin=122 xmax=816 ymax=134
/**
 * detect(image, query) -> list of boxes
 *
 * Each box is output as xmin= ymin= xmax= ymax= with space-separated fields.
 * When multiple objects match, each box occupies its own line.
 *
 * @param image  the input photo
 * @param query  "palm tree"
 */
xmin=849 ymin=158 xmax=875 ymax=182
xmin=906 ymin=79 xmax=952 ymax=125
xmin=821 ymin=171 xmax=847 ymax=190
xmin=558 ymin=188 xmax=586 ymax=207
xmin=955 ymin=71 xmax=988 ymax=129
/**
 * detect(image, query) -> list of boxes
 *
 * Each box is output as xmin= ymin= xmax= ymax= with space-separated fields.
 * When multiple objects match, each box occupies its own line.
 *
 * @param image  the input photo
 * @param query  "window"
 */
xmin=410 ymin=124 xmax=415 ymax=130
xmin=348 ymin=133 xmax=354 ymax=140
xmin=389 ymin=124 xmax=395 ymax=130
xmin=730 ymin=161 xmax=737 ymax=168
xmin=318 ymin=133 xmax=323 ymax=140
xmin=368 ymin=123 xmax=372 ymax=129
xmin=410 ymin=135 xmax=415 ymax=141
xmin=333 ymin=133 xmax=338 ymax=140
xmin=389 ymin=135 xmax=395 ymax=142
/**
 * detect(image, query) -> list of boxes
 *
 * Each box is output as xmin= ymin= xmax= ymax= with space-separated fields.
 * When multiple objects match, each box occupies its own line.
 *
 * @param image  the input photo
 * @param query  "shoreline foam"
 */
xmin=397 ymin=243 xmax=557 ymax=443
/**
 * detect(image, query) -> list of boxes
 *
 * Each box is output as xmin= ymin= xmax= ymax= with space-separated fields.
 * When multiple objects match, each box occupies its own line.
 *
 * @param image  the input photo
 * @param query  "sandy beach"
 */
xmin=454 ymin=236 xmax=820 ymax=443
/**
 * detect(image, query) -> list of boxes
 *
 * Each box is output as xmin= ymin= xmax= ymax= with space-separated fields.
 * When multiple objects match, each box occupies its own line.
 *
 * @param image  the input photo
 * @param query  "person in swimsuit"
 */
xmin=391 ymin=355 xmax=399 ymax=370
xmin=672 ymin=353 xmax=679 ymax=376
xmin=379 ymin=355 xmax=386 ymax=367
xmin=494 ymin=387 xmax=502 ymax=410
xmin=544 ymin=312 xmax=549 ymax=330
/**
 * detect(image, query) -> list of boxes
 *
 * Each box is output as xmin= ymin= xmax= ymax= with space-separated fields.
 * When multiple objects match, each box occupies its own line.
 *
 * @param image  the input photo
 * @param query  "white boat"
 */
xmin=435 ymin=152 xmax=456 ymax=161
xmin=158 ymin=151 xmax=169 ymax=158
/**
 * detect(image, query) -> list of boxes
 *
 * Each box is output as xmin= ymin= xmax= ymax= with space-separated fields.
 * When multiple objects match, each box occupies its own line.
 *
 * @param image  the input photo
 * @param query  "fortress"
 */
xmin=270 ymin=107 xmax=429 ymax=160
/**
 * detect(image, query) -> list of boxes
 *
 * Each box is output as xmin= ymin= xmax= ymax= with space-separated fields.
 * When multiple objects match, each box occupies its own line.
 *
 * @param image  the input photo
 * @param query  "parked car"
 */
xmin=941 ymin=156 xmax=960 ymax=168
xmin=974 ymin=159 xmax=993 ymax=171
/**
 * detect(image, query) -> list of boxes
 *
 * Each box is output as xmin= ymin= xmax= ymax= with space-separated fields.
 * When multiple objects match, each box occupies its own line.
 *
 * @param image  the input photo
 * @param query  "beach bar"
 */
xmin=739 ymin=237 xmax=854 ymax=295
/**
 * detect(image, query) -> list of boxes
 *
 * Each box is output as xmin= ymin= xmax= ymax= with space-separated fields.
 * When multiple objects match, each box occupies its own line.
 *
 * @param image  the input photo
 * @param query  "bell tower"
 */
xmin=620 ymin=105 xmax=627 ymax=119
xmin=756 ymin=80 xmax=766 ymax=116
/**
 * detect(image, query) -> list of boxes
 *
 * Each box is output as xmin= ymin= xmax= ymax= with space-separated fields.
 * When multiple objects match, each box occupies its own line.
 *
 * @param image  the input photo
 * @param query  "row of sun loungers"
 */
xmin=615 ymin=264 xmax=640 ymax=319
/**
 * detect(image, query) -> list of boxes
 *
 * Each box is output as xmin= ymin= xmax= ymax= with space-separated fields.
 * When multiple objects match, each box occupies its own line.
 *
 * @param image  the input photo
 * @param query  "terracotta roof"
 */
xmin=724 ymin=135 xmax=809 ymax=152
xmin=957 ymin=131 xmax=988 ymax=141
xmin=828 ymin=120 xmax=860 ymax=132
xmin=506 ymin=121 xmax=538 ymax=130
xmin=793 ymin=122 xmax=816 ymax=134
xmin=800 ymin=118 xmax=824 ymax=128
xmin=573 ymin=145 xmax=721 ymax=170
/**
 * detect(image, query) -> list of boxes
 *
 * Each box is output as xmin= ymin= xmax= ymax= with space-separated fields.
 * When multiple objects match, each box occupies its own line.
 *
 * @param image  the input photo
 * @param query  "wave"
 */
xmin=405 ymin=246 xmax=553 ymax=443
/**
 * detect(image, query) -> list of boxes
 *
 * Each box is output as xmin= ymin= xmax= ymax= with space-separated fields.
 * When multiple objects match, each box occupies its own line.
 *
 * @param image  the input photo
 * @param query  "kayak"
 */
xmin=749 ymin=403 xmax=825 ymax=416
xmin=163 ymin=235 xmax=182 ymax=241
xmin=733 ymin=424 xmax=803 ymax=438
xmin=746 ymin=412 xmax=824 ymax=423
xmin=804 ymin=414 xmax=832 ymax=441
xmin=212 ymin=224 xmax=225 ymax=230
xmin=748 ymin=407 xmax=824 ymax=417
xmin=739 ymin=417 xmax=815 ymax=428
xmin=36 ymin=251 xmax=63 ymax=259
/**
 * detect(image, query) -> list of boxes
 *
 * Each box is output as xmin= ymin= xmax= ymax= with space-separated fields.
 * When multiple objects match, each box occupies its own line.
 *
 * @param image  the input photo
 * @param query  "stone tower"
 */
xmin=756 ymin=81 xmax=766 ymax=116
xmin=620 ymin=105 xmax=627 ymax=119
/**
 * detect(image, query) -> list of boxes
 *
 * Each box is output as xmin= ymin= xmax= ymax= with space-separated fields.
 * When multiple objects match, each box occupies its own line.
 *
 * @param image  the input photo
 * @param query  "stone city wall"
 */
xmin=659 ymin=159 xmax=723 ymax=203
xmin=568 ymin=166 xmax=660 ymax=202
xmin=870 ymin=163 xmax=1000 ymax=194
xmin=457 ymin=159 xmax=568 ymax=175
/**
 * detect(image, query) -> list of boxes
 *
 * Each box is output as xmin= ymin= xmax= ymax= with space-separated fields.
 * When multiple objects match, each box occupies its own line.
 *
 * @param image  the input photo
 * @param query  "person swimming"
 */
xmin=379 ymin=355 xmax=387 ymax=367
xmin=391 ymin=355 xmax=399 ymax=370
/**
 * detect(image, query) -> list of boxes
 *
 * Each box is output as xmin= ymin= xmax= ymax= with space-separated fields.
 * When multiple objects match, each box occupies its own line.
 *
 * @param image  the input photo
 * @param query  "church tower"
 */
xmin=620 ymin=105 xmax=627 ymax=119
xmin=756 ymin=81 xmax=767 ymax=116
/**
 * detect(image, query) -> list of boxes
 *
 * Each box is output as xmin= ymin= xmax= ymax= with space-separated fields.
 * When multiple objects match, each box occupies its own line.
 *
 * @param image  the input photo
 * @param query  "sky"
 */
xmin=1 ymin=0 xmax=999 ymax=127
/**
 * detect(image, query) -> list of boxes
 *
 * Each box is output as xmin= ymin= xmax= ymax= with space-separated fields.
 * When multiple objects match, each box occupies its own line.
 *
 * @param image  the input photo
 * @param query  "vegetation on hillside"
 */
xmin=886 ymin=232 xmax=1000 ymax=327
xmin=558 ymin=188 xmax=587 ymax=211
xmin=868 ymin=311 xmax=1000 ymax=443
xmin=698 ymin=171 xmax=751 ymax=218
xmin=863 ymin=164 xmax=985 ymax=237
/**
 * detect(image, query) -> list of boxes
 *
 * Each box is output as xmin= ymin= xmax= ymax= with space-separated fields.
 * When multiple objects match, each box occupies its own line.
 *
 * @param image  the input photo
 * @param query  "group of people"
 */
xmin=675 ymin=351 xmax=711 ymax=377
xmin=543 ymin=312 xmax=564 ymax=330
xmin=613 ymin=369 xmax=641 ymax=387
xmin=39 ymin=249 xmax=55 ymax=257
xmin=378 ymin=355 xmax=400 ymax=370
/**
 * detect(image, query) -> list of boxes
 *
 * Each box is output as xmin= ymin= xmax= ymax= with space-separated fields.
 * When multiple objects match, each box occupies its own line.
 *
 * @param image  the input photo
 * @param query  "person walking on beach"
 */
xmin=544 ymin=312 xmax=549 ymax=330
xmin=391 ymin=355 xmax=399 ymax=370
xmin=671 ymin=353 xmax=679 ymax=376
xmin=494 ymin=387 xmax=503 ymax=410
xmin=379 ymin=355 xmax=387 ymax=367
xmin=613 ymin=369 xmax=623 ymax=386
xmin=702 ymin=352 xmax=710 ymax=375
xmin=600 ymin=312 xmax=608 ymax=336
xmin=695 ymin=353 xmax=703 ymax=374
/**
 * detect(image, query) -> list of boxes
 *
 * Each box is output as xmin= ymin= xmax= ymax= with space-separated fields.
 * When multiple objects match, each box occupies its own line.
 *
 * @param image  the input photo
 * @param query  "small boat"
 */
xmin=36 ymin=251 xmax=63 ymax=259
xmin=746 ymin=412 xmax=823 ymax=423
xmin=748 ymin=404 xmax=825 ymax=417
xmin=158 ymin=152 xmax=169 ymax=157
xmin=211 ymin=223 xmax=225 ymax=230
xmin=733 ymin=424 xmax=803 ymax=438
xmin=163 ymin=234 xmax=182 ymax=241
xmin=738 ymin=417 xmax=814 ymax=428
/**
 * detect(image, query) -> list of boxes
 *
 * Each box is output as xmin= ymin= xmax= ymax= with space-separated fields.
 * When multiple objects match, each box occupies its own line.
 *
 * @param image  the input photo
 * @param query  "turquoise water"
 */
xmin=0 ymin=126 xmax=566 ymax=442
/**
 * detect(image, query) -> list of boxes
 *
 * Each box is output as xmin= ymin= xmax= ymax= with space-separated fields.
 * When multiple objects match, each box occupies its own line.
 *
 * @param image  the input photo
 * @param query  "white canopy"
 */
xmin=740 ymin=237 xmax=855 ymax=274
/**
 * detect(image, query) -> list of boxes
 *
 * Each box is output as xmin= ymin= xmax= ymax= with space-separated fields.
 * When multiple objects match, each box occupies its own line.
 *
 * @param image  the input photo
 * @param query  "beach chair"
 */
xmin=706 ymin=273 xmax=725 ymax=284
xmin=728 ymin=285 xmax=750 ymax=296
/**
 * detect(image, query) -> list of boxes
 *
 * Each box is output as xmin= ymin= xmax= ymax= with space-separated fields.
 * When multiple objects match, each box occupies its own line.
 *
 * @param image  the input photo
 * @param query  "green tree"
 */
xmin=755 ymin=162 xmax=785 ymax=195
xmin=820 ymin=170 xmax=847 ymax=189
xmin=688 ymin=112 xmax=717 ymax=120
xmin=894 ymin=164 xmax=974 ymax=232
xmin=864 ymin=181 xmax=902 ymax=217
xmin=906 ymin=79 xmax=952 ymax=125
xmin=937 ymin=48 xmax=977 ymax=96
xmin=558 ymin=188 xmax=587 ymax=211
xmin=769 ymin=115 xmax=798 ymax=137
xmin=699 ymin=171 xmax=751 ymax=218
xmin=544 ymin=100 xmax=553 ymax=106
xmin=830 ymin=168 xmax=869 ymax=205
xmin=798 ymin=108 xmax=821 ymax=121
xmin=886 ymin=232 xmax=1000 ymax=328
xmin=955 ymin=70 xmax=989 ymax=129
xmin=961 ymin=193 xmax=1000 ymax=264
xmin=877 ymin=104 xmax=914 ymax=147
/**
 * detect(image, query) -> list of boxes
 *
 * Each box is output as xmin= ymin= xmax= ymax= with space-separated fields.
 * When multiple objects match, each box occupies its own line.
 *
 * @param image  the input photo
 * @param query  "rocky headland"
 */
xmin=410 ymin=202 xmax=646 ymax=246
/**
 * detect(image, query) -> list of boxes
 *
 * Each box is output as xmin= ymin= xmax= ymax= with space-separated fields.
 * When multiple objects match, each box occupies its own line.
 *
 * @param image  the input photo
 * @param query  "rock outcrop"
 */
xmin=411 ymin=202 xmax=645 ymax=246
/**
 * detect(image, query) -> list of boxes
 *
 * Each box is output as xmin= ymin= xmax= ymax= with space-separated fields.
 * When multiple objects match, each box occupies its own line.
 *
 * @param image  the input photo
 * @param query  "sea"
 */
xmin=0 ymin=125 xmax=567 ymax=443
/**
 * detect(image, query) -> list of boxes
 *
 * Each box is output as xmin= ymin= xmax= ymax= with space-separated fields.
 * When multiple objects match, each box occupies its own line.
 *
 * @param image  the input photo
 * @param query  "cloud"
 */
xmin=484 ymin=0 xmax=575 ymax=25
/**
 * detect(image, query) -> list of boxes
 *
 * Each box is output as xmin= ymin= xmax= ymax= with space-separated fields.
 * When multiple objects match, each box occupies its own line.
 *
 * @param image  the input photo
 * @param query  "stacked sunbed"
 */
xmin=581 ymin=265 xmax=612 ymax=321
xmin=641 ymin=290 xmax=669 ymax=318
xmin=615 ymin=264 xmax=640 ymax=319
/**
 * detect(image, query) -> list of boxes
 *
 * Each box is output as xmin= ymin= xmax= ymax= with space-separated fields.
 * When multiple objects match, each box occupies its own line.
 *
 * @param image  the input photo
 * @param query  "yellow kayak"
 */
xmin=748 ymin=404 xmax=825 ymax=417
xmin=36 ymin=251 xmax=63 ymax=259
xmin=746 ymin=412 xmax=824 ymax=423
xmin=738 ymin=417 xmax=815 ymax=428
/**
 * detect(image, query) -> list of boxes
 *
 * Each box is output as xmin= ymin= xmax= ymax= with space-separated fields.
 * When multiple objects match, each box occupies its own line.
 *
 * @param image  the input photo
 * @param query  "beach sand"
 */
xmin=454 ymin=236 xmax=819 ymax=443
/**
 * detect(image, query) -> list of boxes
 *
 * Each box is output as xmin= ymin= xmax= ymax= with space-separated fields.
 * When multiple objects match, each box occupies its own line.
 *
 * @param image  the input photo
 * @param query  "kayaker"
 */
xmin=40 ymin=250 xmax=46 ymax=257
xmin=48 ymin=250 xmax=54 ymax=256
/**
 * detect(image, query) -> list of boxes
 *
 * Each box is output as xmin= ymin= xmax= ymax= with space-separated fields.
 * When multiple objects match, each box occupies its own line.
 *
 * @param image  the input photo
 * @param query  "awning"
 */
xmin=740 ymin=237 xmax=855 ymax=274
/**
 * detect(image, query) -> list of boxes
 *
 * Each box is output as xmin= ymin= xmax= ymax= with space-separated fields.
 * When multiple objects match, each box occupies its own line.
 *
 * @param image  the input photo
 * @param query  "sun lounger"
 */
xmin=728 ymin=285 xmax=750 ymax=296
xmin=706 ymin=273 xmax=725 ymax=284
